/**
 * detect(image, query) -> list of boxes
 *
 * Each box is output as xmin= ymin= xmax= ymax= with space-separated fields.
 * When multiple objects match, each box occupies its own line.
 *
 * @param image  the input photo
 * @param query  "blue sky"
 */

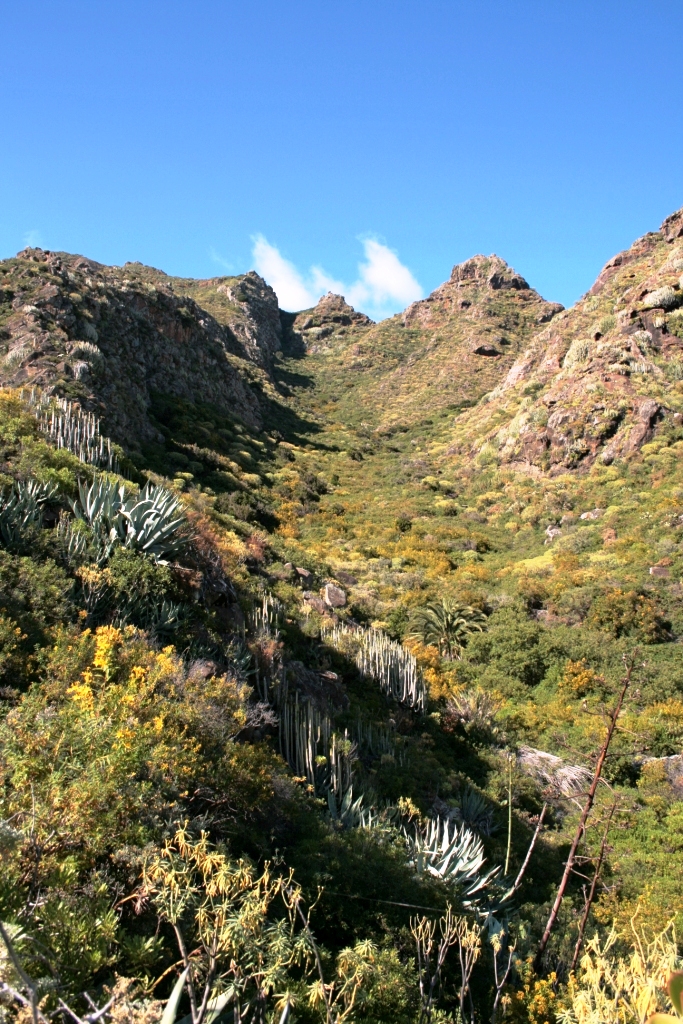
xmin=2 ymin=1 xmax=682 ymax=317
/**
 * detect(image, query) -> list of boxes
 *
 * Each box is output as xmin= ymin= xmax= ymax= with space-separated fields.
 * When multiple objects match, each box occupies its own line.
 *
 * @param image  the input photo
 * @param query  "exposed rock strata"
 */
xmin=448 ymin=207 xmax=683 ymax=472
xmin=0 ymin=249 xmax=281 ymax=447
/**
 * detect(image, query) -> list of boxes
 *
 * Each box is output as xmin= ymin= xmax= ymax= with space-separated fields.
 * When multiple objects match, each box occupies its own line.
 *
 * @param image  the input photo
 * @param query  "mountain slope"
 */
xmin=0 ymin=248 xmax=283 ymax=450
xmin=3 ymin=208 xmax=683 ymax=1020
xmin=446 ymin=207 xmax=683 ymax=473
xmin=286 ymin=255 xmax=563 ymax=434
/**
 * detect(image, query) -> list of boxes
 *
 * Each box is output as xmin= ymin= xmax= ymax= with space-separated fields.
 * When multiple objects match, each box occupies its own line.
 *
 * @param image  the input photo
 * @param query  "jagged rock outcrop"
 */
xmin=0 ymin=249 xmax=281 ymax=447
xmin=447 ymin=207 xmax=683 ymax=472
xmin=283 ymin=293 xmax=374 ymax=353
xmin=402 ymin=255 xmax=562 ymax=330
xmin=177 ymin=269 xmax=282 ymax=367
xmin=304 ymin=254 xmax=564 ymax=430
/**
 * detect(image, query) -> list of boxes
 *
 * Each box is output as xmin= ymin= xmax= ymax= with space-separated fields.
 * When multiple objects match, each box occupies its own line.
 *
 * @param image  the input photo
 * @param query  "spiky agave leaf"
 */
xmin=0 ymin=479 xmax=57 ymax=547
xmin=120 ymin=483 xmax=186 ymax=561
xmin=454 ymin=786 xmax=497 ymax=837
xmin=327 ymin=785 xmax=366 ymax=828
xmin=405 ymin=816 xmax=500 ymax=902
xmin=70 ymin=477 xmax=186 ymax=564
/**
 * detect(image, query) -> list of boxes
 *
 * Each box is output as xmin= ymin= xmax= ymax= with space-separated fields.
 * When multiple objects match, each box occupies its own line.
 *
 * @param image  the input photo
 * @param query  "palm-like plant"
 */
xmin=408 ymin=600 xmax=487 ymax=660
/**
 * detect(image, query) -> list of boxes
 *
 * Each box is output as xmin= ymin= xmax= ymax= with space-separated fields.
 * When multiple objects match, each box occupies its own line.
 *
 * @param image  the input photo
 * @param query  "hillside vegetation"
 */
xmin=1 ymin=208 xmax=683 ymax=1024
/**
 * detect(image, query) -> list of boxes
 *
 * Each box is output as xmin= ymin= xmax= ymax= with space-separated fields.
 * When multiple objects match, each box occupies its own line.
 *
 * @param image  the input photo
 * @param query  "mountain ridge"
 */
xmin=1 ymin=204 xmax=682 ymax=471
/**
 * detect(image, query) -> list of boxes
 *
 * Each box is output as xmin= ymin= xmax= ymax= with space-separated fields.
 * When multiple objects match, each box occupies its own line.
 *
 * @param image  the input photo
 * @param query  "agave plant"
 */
xmin=57 ymin=515 xmax=91 ymax=566
xmin=121 ymin=484 xmax=187 ymax=561
xmin=408 ymin=600 xmax=487 ymax=660
xmin=405 ymin=816 xmax=500 ymax=904
xmin=112 ymin=595 xmax=187 ymax=637
xmin=453 ymin=786 xmax=497 ymax=837
xmin=70 ymin=477 xmax=186 ymax=564
xmin=327 ymin=785 xmax=367 ymax=828
xmin=0 ymin=479 xmax=59 ymax=547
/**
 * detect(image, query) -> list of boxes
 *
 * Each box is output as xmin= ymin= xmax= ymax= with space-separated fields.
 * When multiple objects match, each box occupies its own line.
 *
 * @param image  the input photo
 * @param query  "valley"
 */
xmin=1 ymin=206 xmax=683 ymax=1024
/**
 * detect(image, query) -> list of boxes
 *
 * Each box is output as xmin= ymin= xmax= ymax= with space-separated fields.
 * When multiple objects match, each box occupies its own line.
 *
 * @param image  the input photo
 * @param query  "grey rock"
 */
xmin=335 ymin=570 xmax=357 ymax=586
xmin=302 ymin=591 xmax=326 ymax=614
xmin=323 ymin=584 xmax=346 ymax=608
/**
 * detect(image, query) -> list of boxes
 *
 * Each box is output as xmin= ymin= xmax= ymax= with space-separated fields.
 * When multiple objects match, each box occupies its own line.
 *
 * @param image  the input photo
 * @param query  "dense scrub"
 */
xmin=2 ymin=204 xmax=683 ymax=1024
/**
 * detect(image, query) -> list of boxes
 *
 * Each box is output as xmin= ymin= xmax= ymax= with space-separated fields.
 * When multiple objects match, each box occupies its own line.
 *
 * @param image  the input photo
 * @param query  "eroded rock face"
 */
xmin=323 ymin=583 xmax=346 ymax=608
xmin=449 ymin=206 xmax=683 ymax=473
xmin=284 ymin=293 xmax=374 ymax=353
xmin=0 ymin=249 xmax=282 ymax=446
xmin=403 ymin=254 xmax=561 ymax=330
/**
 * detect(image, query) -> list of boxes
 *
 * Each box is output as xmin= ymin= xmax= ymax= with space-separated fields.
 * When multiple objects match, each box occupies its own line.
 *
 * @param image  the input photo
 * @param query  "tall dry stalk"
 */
xmin=535 ymin=656 xmax=635 ymax=969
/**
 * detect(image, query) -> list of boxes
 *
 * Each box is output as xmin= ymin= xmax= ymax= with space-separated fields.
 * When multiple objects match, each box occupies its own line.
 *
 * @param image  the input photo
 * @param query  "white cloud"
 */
xmin=347 ymin=239 xmax=423 ymax=310
xmin=209 ymin=247 xmax=234 ymax=272
xmin=251 ymin=235 xmax=422 ymax=318
xmin=23 ymin=229 xmax=43 ymax=248
xmin=252 ymin=235 xmax=318 ymax=311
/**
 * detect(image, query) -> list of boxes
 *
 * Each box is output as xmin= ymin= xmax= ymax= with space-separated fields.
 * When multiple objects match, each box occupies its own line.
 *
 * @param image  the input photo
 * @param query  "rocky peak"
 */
xmin=297 ymin=292 xmax=373 ymax=330
xmin=449 ymin=204 xmax=683 ymax=473
xmin=403 ymin=254 xmax=562 ymax=329
xmin=661 ymin=205 xmax=683 ymax=243
xmin=284 ymin=293 xmax=373 ymax=353
xmin=449 ymin=253 xmax=530 ymax=291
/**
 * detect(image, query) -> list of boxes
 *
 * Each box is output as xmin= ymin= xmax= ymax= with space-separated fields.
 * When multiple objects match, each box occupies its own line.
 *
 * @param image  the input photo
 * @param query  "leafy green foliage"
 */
xmin=71 ymin=476 xmax=187 ymax=564
xmin=4 ymin=214 xmax=683 ymax=1021
xmin=408 ymin=601 xmax=487 ymax=660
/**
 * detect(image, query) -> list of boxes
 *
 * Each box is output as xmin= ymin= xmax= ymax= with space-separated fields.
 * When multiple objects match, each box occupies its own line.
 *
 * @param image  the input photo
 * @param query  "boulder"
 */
xmin=323 ymin=583 xmax=346 ymax=608
xmin=335 ymin=571 xmax=357 ymax=586
xmin=302 ymin=591 xmax=326 ymax=614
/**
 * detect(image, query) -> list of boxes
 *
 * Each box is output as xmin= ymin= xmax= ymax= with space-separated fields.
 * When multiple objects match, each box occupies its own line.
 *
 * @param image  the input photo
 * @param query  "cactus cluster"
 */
xmin=24 ymin=389 xmax=120 ymax=473
xmin=251 ymin=593 xmax=285 ymax=640
xmin=278 ymin=692 xmax=355 ymax=798
xmin=323 ymin=622 xmax=427 ymax=711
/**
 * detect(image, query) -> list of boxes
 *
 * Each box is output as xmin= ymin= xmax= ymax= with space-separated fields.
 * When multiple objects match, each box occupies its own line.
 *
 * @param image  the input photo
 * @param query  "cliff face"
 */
xmin=0 ymin=249 xmax=282 ymax=448
xmin=446 ymin=208 xmax=683 ymax=473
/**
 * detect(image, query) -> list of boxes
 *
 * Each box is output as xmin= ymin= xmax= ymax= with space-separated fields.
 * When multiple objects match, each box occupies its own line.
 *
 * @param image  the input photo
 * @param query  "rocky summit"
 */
xmin=3 ymin=206 xmax=683 ymax=1024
